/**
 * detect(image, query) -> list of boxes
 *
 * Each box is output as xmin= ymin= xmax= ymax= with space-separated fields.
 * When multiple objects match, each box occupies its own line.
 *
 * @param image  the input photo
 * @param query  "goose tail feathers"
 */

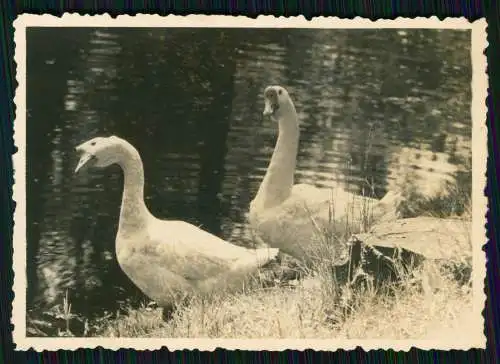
xmin=255 ymin=247 xmax=279 ymax=266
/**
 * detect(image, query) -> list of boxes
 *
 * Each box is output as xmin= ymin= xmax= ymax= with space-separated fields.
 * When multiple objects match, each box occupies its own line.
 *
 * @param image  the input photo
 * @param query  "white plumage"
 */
xmin=249 ymin=86 xmax=401 ymax=266
xmin=75 ymin=136 xmax=278 ymax=316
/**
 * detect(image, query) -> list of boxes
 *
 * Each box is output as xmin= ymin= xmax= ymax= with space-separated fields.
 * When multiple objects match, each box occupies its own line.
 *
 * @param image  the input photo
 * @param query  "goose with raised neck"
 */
xmin=248 ymin=86 xmax=402 ymax=266
xmin=252 ymin=86 xmax=300 ymax=211
xmin=75 ymin=135 xmax=279 ymax=320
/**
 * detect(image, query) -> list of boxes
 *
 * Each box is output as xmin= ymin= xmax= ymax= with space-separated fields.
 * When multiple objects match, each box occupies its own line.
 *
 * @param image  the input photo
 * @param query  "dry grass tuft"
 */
xmin=95 ymin=259 xmax=471 ymax=339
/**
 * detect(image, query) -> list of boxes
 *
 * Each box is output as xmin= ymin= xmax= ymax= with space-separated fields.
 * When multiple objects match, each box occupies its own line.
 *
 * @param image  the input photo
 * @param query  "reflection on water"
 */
xmin=26 ymin=28 xmax=472 ymax=322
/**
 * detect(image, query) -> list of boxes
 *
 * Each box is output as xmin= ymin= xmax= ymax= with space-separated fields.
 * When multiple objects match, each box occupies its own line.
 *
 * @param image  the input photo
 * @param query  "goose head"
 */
xmin=262 ymin=85 xmax=295 ymax=122
xmin=74 ymin=135 xmax=125 ymax=173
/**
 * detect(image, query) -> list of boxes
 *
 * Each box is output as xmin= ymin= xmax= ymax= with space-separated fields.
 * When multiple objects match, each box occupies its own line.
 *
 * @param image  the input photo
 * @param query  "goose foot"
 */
xmin=161 ymin=304 xmax=175 ymax=322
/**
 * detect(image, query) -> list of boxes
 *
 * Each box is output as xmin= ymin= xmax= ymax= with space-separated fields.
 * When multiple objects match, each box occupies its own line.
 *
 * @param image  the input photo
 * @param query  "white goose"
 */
xmin=75 ymin=136 xmax=278 ymax=319
xmin=248 ymin=86 xmax=401 ymax=266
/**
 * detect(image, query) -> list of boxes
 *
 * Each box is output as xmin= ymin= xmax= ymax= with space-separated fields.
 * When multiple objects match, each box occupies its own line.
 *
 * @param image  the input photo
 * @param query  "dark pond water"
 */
xmin=26 ymin=27 xmax=472 ymax=331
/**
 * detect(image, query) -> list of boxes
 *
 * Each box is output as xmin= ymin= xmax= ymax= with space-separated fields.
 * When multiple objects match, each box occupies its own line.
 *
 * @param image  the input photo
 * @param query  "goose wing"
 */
xmin=148 ymin=220 xmax=277 ymax=282
xmin=284 ymin=183 xmax=379 ymax=221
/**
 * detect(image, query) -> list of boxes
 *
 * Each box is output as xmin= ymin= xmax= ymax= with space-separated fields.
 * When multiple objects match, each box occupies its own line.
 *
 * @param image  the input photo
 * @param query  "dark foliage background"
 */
xmin=1 ymin=0 xmax=499 ymax=363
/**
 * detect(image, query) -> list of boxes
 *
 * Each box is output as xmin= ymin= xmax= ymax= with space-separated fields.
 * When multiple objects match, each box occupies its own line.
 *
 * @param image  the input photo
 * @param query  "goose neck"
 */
xmin=255 ymin=108 xmax=299 ymax=210
xmin=116 ymin=145 xmax=150 ymax=237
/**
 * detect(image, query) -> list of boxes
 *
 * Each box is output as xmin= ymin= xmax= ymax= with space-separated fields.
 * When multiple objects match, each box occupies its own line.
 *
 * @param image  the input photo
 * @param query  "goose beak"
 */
xmin=75 ymin=152 xmax=95 ymax=173
xmin=263 ymin=99 xmax=279 ymax=118
xmin=263 ymin=87 xmax=280 ymax=118
xmin=263 ymin=101 xmax=274 ymax=117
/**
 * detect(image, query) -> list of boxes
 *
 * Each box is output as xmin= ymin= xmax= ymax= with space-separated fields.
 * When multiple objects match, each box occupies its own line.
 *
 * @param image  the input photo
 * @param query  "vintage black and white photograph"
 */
xmin=12 ymin=15 xmax=487 ymax=351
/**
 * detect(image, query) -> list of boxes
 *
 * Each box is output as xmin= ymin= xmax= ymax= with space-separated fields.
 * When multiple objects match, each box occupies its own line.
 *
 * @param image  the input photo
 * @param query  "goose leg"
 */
xmin=161 ymin=304 xmax=175 ymax=322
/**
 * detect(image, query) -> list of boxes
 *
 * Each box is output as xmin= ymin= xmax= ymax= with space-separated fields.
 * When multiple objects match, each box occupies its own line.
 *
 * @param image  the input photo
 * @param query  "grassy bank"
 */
xmin=95 ymin=262 xmax=471 ymax=339
xmin=99 ymin=180 xmax=472 ymax=339
xmin=28 ymin=178 xmax=473 ymax=339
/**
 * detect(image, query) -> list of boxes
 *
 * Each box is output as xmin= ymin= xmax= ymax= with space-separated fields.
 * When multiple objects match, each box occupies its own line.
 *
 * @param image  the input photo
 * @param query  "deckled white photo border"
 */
xmin=12 ymin=14 xmax=488 ymax=351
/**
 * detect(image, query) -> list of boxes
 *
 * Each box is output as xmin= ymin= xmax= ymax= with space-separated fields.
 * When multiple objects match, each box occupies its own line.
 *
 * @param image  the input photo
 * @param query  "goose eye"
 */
xmin=278 ymin=89 xmax=282 ymax=95
xmin=90 ymin=141 xmax=96 ymax=146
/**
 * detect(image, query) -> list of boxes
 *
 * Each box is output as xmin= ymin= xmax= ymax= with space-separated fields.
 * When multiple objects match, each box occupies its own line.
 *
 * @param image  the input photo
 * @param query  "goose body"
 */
xmin=75 ymin=136 xmax=278 ymax=313
xmin=248 ymin=86 xmax=401 ymax=266
xmin=117 ymin=218 xmax=278 ymax=306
